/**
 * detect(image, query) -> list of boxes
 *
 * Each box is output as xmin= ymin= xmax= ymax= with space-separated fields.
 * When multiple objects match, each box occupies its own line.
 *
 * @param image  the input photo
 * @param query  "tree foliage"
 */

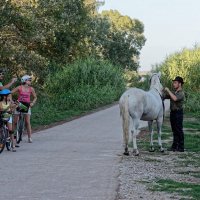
xmin=0 ymin=0 xmax=145 ymax=83
xmin=0 ymin=0 xmax=48 ymax=81
xmin=155 ymin=47 xmax=200 ymax=116
xmin=100 ymin=10 xmax=146 ymax=70
xmin=158 ymin=47 xmax=200 ymax=91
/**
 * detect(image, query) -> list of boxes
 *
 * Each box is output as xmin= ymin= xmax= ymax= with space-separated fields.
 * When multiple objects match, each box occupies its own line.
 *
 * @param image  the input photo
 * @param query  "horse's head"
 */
xmin=149 ymin=72 xmax=163 ymax=95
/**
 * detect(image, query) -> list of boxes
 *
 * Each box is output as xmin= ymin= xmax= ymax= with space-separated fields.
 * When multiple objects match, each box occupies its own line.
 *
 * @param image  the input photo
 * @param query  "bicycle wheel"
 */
xmin=14 ymin=128 xmax=19 ymax=144
xmin=6 ymin=128 xmax=12 ymax=151
xmin=0 ymin=126 xmax=6 ymax=153
xmin=6 ymin=138 xmax=12 ymax=151
xmin=17 ymin=115 xmax=25 ymax=144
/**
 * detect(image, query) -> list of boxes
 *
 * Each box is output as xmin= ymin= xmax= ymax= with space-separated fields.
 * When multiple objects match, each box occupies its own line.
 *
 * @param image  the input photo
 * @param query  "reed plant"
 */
xmin=31 ymin=58 xmax=125 ymax=127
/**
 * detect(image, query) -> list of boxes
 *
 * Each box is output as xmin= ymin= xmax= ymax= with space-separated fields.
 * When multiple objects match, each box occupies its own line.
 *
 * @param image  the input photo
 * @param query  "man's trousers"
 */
xmin=170 ymin=110 xmax=184 ymax=151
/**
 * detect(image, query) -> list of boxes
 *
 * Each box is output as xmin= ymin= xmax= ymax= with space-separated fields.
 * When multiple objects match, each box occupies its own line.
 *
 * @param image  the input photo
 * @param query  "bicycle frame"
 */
xmin=0 ymin=122 xmax=6 ymax=153
xmin=0 ymin=115 xmax=12 ymax=153
xmin=15 ymin=111 xmax=26 ymax=144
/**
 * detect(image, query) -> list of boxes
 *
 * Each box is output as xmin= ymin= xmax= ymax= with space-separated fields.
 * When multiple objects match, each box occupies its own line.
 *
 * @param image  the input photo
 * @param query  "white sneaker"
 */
xmin=28 ymin=137 xmax=33 ymax=143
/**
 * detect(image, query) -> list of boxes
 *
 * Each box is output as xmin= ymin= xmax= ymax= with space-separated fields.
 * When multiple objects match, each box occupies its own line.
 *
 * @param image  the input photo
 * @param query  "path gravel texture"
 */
xmin=117 ymin=100 xmax=200 ymax=200
xmin=117 ymin=151 xmax=194 ymax=200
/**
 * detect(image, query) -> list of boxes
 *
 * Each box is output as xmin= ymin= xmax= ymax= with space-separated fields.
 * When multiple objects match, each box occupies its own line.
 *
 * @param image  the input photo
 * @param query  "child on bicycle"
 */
xmin=12 ymin=75 xmax=37 ymax=143
xmin=0 ymin=89 xmax=17 ymax=152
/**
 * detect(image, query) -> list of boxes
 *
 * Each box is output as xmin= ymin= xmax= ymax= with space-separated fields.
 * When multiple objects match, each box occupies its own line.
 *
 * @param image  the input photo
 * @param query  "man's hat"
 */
xmin=173 ymin=76 xmax=184 ymax=84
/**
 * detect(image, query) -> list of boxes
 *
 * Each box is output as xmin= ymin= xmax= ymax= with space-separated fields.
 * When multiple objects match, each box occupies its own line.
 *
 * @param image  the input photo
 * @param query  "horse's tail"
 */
xmin=119 ymin=95 xmax=130 ymax=146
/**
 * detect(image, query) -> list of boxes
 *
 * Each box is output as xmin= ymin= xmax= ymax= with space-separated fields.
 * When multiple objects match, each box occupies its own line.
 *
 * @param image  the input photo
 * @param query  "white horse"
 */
xmin=119 ymin=72 xmax=164 ymax=156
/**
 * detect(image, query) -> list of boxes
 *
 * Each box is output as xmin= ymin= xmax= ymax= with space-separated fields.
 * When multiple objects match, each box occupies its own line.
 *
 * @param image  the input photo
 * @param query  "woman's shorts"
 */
xmin=14 ymin=108 xmax=31 ymax=115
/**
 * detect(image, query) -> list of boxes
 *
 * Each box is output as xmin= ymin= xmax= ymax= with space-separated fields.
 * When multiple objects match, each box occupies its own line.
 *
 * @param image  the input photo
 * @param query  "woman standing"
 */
xmin=12 ymin=75 xmax=37 ymax=143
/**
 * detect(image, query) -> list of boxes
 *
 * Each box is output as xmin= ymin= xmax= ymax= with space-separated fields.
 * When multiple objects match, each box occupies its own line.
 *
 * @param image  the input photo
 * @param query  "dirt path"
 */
xmin=117 ymin=142 xmax=200 ymax=200
xmin=2 ymin=100 xmax=197 ymax=200
xmin=117 ymin=100 xmax=200 ymax=200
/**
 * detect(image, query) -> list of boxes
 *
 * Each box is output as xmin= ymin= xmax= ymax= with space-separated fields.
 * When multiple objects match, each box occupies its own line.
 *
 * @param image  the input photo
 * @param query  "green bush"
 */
xmin=184 ymin=92 xmax=200 ymax=117
xmin=158 ymin=47 xmax=200 ymax=91
xmin=45 ymin=58 xmax=124 ymax=95
xmin=153 ymin=47 xmax=200 ymax=116
xmin=31 ymin=58 xmax=125 ymax=127
xmin=124 ymin=70 xmax=150 ymax=90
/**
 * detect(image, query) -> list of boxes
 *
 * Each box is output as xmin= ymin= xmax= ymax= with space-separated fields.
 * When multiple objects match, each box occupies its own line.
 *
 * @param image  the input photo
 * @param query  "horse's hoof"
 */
xmin=159 ymin=146 xmax=164 ymax=153
xmin=123 ymin=152 xmax=130 ymax=156
xmin=133 ymin=149 xmax=139 ymax=156
xmin=149 ymin=147 xmax=155 ymax=152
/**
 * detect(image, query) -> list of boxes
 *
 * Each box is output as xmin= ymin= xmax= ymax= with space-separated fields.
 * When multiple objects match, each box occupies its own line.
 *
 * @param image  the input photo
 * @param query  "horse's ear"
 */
xmin=157 ymin=72 xmax=161 ymax=78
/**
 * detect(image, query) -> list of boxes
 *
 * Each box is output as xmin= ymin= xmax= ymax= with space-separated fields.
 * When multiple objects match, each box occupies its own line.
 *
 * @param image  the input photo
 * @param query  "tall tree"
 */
xmin=34 ymin=0 xmax=89 ymax=64
xmin=0 ymin=0 xmax=90 ymax=81
xmin=0 ymin=0 xmax=47 ymax=81
xmin=84 ymin=0 xmax=105 ymax=15
xmin=100 ymin=10 xmax=146 ymax=70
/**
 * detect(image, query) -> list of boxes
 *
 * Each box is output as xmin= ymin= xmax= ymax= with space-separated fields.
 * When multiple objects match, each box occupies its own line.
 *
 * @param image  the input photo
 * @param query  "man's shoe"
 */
xmin=168 ymin=147 xmax=176 ymax=152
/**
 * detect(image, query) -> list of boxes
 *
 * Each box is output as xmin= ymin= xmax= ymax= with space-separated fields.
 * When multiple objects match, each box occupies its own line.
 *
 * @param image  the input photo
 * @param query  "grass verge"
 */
xmin=151 ymin=179 xmax=200 ymax=200
xmin=146 ymin=114 xmax=200 ymax=199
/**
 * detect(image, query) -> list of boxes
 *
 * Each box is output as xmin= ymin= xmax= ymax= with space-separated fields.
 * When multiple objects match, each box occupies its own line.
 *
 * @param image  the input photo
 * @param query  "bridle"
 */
xmin=149 ymin=73 xmax=162 ymax=96
xmin=149 ymin=73 xmax=161 ymax=84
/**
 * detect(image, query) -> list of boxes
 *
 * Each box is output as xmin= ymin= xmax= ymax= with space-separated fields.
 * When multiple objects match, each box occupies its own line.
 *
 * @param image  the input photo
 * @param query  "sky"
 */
xmin=99 ymin=0 xmax=200 ymax=71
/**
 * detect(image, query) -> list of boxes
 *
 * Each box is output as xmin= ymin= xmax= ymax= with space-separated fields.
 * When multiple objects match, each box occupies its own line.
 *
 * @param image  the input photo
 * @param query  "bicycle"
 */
xmin=15 ymin=111 xmax=25 ymax=144
xmin=14 ymin=101 xmax=28 ymax=144
xmin=0 ymin=112 xmax=12 ymax=153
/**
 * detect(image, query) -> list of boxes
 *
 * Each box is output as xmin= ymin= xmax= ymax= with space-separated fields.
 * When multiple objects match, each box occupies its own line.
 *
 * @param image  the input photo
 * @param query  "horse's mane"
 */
xmin=149 ymin=72 xmax=163 ymax=95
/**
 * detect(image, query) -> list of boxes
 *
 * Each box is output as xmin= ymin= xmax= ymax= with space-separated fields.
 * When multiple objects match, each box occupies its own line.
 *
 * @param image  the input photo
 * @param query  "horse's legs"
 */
xmin=120 ymin=95 xmax=130 ymax=156
xmin=124 ymin=144 xmax=129 ymax=155
xmin=129 ymin=128 xmax=133 ymax=148
xmin=157 ymin=120 xmax=164 ymax=152
xmin=131 ymin=118 xmax=139 ymax=156
xmin=148 ymin=120 xmax=155 ymax=152
xmin=123 ymin=122 xmax=129 ymax=155
xmin=123 ymin=134 xmax=129 ymax=156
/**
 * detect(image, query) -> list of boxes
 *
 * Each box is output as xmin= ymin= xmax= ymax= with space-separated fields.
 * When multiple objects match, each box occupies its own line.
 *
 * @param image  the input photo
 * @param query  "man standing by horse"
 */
xmin=164 ymin=76 xmax=185 ymax=152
